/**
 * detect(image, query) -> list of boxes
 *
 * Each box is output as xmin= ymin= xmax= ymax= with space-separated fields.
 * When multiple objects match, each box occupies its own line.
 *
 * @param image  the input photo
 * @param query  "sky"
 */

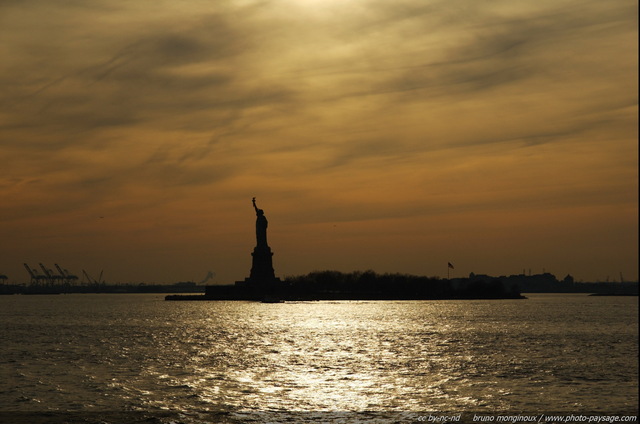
xmin=1 ymin=0 xmax=637 ymax=285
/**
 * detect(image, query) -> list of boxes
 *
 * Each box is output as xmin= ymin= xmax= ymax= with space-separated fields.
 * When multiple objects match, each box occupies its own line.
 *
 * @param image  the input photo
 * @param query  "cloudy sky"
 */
xmin=1 ymin=0 xmax=637 ymax=284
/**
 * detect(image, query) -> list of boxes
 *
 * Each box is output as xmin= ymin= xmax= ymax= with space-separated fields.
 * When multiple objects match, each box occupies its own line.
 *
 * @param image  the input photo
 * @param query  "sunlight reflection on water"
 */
xmin=0 ymin=294 xmax=637 ymax=421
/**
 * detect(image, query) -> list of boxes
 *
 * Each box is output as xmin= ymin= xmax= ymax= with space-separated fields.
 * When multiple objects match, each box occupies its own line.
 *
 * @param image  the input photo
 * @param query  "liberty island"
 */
xmin=166 ymin=199 xmax=525 ymax=301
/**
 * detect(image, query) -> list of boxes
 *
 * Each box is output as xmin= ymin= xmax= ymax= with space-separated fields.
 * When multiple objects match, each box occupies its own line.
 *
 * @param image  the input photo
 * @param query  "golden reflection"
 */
xmin=178 ymin=301 xmax=491 ymax=411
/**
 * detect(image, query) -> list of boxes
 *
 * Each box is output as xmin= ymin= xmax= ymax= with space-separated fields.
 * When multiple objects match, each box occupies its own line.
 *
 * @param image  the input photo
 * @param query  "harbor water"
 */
xmin=0 ymin=293 xmax=637 ymax=422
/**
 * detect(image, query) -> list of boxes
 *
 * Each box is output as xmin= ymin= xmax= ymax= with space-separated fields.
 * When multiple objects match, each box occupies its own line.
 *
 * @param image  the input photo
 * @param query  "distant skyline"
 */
xmin=1 ymin=0 xmax=637 ymax=284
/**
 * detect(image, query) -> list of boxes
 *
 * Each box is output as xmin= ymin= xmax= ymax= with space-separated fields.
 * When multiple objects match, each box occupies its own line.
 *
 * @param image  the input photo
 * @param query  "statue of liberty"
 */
xmin=205 ymin=197 xmax=280 ymax=299
xmin=252 ymin=197 xmax=268 ymax=247
xmin=245 ymin=197 xmax=277 ymax=283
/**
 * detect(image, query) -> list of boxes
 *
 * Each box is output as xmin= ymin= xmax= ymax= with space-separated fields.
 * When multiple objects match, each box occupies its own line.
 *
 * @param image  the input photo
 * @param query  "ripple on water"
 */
xmin=0 ymin=294 xmax=637 ymax=416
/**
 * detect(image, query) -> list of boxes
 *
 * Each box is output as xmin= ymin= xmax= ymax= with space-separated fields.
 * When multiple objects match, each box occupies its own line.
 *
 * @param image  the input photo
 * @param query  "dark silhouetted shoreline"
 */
xmin=168 ymin=270 xmax=526 ymax=301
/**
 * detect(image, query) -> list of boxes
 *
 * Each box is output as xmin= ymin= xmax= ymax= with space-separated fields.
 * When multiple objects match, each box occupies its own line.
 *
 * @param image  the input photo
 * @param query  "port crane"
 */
xmin=82 ymin=269 xmax=104 ymax=285
xmin=55 ymin=264 xmax=79 ymax=285
xmin=82 ymin=269 xmax=95 ymax=284
xmin=23 ymin=263 xmax=48 ymax=285
xmin=40 ymin=263 xmax=64 ymax=285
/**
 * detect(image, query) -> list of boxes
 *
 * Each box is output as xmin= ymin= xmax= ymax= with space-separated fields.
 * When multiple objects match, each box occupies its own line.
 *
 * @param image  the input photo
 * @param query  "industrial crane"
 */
xmin=40 ymin=263 xmax=63 ymax=285
xmin=82 ymin=269 xmax=94 ymax=285
xmin=55 ymin=264 xmax=79 ymax=285
xmin=82 ymin=269 xmax=104 ymax=285
xmin=23 ymin=263 xmax=47 ymax=285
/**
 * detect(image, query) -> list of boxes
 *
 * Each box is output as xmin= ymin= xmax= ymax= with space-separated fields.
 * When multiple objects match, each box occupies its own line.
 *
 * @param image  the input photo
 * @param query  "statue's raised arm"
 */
xmin=252 ymin=197 xmax=259 ymax=213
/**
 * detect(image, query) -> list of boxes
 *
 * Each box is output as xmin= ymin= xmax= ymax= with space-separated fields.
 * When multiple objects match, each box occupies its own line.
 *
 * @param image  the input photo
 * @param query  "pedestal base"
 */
xmin=249 ymin=244 xmax=276 ymax=281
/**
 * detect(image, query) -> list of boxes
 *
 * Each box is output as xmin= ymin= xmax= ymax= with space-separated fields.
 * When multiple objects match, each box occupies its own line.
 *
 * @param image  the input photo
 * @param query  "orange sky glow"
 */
xmin=1 ymin=0 xmax=637 ymax=284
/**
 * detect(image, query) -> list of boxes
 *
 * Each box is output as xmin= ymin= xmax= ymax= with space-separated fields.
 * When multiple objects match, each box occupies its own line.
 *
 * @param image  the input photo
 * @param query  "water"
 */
xmin=0 ymin=294 xmax=637 ymax=422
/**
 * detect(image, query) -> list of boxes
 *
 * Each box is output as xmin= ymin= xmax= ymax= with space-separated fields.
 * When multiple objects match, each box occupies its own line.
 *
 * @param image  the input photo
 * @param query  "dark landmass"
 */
xmin=486 ymin=272 xmax=638 ymax=295
xmin=168 ymin=270 xmax=526 ymax=301
xmin=2 ymin=271 xmax=637 ymax=298
xmin=0 ymin=281 xmax=205 ymax=295
xmin=167 ymin=270 xmax=638 ymax=302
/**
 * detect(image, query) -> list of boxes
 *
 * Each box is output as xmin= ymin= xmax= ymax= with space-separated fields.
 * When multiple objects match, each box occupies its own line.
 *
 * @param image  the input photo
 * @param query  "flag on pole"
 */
xmin=448 ymin=262 xmax=454 ymax=269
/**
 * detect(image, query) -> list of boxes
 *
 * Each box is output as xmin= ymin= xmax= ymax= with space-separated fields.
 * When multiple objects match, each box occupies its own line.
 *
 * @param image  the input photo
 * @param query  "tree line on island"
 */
xmin=277 ymin=270 xmax=524 ymax=300
xmin=197 ymin=269 xmax=526 ymax=301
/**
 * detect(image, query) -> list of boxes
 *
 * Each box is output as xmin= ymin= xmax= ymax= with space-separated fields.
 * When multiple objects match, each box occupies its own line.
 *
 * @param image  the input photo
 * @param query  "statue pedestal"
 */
xmin=235 ymin=244 xmax=281 ymax=288
xmin=250 ymin=244 xmax=276 ymax=281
